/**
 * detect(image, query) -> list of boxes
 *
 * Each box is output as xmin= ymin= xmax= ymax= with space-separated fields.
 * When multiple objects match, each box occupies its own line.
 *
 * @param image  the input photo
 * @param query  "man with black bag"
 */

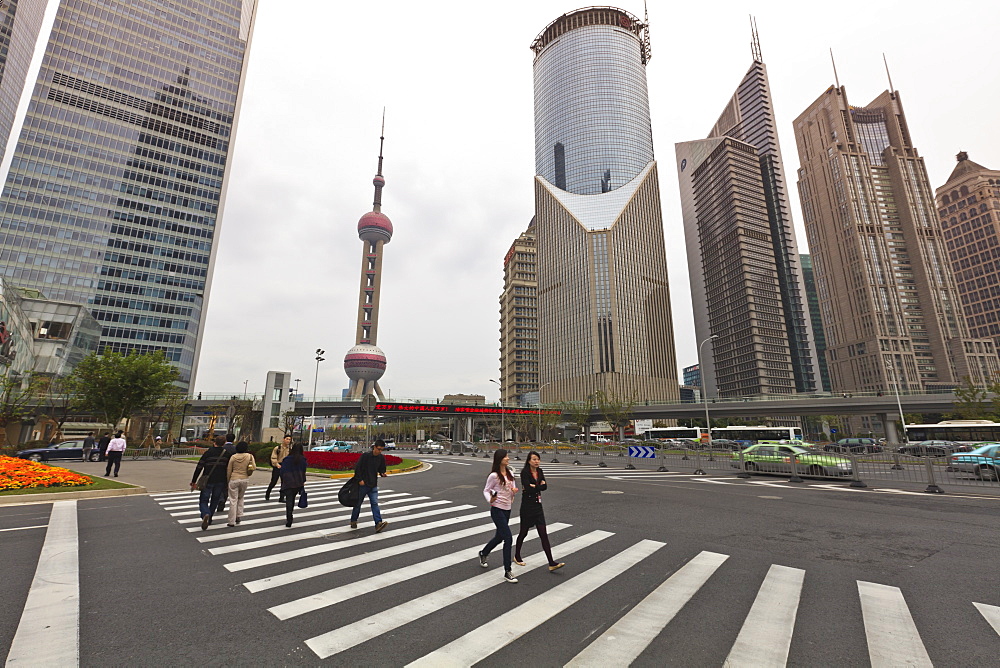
xmin=190 ymin=435 xmax=231 ymax=531
xmin=350 ymin=439 xmax=388 ymax=532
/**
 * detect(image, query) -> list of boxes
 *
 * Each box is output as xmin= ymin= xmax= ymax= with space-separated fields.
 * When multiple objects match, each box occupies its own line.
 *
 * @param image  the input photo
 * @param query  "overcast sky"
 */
xmin=194 ymin=0 xmax=1000 ymax=401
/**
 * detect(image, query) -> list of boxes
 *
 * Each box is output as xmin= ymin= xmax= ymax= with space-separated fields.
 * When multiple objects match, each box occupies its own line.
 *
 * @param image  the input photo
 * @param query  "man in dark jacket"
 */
xmin=97 ymin=432 xmax=111 ymax=462
xmin=350 ymin=439 xmax=388 ymax=532
xmin=82 ymin=432 xmax=95 ymax=461
xmin=190 ymin=435 xmax=231 ymax=530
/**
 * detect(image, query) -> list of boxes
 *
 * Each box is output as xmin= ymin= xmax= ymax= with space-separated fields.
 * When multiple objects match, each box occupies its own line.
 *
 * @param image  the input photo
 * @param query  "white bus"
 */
xmin=904 ymin=420 xmax=1000 ymax=445
xmin=710 ymin=425 xmax=802 ymax=444
xmin=643 ymin=426 xmax=701 ymax=441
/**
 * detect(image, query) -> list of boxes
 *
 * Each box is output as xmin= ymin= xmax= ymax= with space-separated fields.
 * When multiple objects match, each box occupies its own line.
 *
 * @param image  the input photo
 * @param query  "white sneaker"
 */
xmin=504 ymin=571 xmax=518 ymax=583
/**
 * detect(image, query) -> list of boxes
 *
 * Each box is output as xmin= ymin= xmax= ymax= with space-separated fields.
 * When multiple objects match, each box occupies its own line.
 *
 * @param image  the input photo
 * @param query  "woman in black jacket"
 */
xmin=514 ymin=451 xmax=564 ymax=571
xmin=279 ymin=442 xmax=308 ymax=527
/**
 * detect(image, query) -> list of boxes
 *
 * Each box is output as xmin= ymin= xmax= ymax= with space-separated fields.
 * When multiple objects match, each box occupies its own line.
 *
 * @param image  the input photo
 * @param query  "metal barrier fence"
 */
xmin=127 ymin=446 xmax=204 ymax=460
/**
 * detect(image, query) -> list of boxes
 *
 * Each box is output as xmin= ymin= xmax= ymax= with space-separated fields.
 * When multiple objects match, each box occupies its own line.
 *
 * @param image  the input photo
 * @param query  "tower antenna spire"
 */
xmin=883 ymin=53 xmax=895 ymax=96
xmin=750 ymin=15 xmax=762 ymax=62
xmin=830 ymin=48 xmax=841 ymax=89
xmin=373 ymin=108 xmax=385 ymax=212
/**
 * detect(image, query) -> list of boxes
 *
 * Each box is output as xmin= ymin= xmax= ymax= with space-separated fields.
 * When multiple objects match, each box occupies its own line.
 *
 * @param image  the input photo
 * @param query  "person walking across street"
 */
xmin=280 ymin=442 xmax=308 ymax=528
xmin=350 ymin=439 xmax=389 ymax=532
xmin=225 ymin=442 xmax=255 ymax=527
xmin=478 ymin=448 xmax=519 ymax=583
xmin=97 ymin=432 xmax=111 ymax=462
xmin=216 ymin=433 xmax=237 ymax=513
xmin=104 ymin=431 xmax=127 ymax=477
xmin=190 ymin=436 xmax=231 ymax=530
xmin=265 ymin=435 xmax=292 ymax=502
xmin=82 ymin=431 xmax=95 ymax=462
xmin=514 ymin=451 xmax=564 ymax=572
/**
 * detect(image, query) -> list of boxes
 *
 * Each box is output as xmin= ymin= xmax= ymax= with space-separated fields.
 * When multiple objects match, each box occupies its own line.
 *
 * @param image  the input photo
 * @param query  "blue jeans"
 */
xmin=482 ymin=507 xmax=512 ymax=572
xmin=350 ymin=485 xmax=382 ymax=524
xmin=199 ymin=482 xmax=227 ymax=518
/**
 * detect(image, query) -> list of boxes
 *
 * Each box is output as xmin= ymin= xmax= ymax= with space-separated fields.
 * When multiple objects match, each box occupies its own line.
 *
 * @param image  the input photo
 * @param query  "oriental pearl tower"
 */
xmin=344 ymin=126 xmax=392 ymax=400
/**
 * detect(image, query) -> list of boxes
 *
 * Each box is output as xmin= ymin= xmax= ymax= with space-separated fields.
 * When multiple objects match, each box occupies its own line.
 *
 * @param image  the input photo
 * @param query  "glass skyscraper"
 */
xmin=0 ymin=0 xmax=258 ymax=389
xmin=532 ymin=7 xmax=678 ymax=404
xmin=0 ymin=0 xmax=48 ymax=162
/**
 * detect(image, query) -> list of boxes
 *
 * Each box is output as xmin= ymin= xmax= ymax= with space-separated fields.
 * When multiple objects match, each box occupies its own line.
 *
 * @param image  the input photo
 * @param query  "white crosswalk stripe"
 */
xmin=150 ymin=480 xmax=990 ymax=665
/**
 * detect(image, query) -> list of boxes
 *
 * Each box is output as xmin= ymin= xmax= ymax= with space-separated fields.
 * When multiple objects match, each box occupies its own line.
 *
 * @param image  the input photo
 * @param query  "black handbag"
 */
xmin=338 ymin=478 xmax=360 ymax=507
xmin=298 ymin=489 xmax=309 ymax=508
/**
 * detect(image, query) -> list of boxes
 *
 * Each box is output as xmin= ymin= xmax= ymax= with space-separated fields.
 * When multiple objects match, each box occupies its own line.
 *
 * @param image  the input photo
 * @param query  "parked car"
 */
xmin=950 ymin=443 xmax=1000 ymax=480
xmin=450 ymin=441 xmax=478 ymax=454
xmin=417 ymin=440 xmax=444 ymax=454
xmin=382 ymin=440 xmax=396 ymax=450
xmin=732 ymin=443 xmax=852 ymax=476
xmin=17 ymin=440 xmax=92 ymax=462
xmin=897 ymin=440 xmax=969 ymax=457
xmin=824 ymin=438 xmax=883 ymax=454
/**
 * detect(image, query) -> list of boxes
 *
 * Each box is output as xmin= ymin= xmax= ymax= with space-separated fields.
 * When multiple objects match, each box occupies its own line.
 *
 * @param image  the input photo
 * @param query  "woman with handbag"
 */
xmin=279 ymin=442 xmax=308 ymax=527
xmin=514 ymin=451 xmax=564 ymax=571
xmin=478 ymin=448 xmax=519 ymax=583
xmin=225 ymin=442 xmax=256 ymax=527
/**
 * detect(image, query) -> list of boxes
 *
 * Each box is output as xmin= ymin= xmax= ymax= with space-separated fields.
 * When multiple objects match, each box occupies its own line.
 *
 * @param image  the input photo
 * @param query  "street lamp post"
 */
xmin=536 ymin=382 xmax=551 ymax=442
xmin=696 ymin=334 xmax=718 ymax=475
xmin=243 ymin=379 xmax=249 ymax=399
xmin=489 ymin=379 xmax=504 ymax=451
xmin=309 ymin=349 xmax=325 ymax=448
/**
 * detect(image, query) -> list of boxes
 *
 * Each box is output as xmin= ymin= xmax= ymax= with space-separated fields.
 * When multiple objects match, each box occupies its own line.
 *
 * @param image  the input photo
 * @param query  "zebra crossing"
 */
xmin=152 ymin=480 xmax=1000 ymax=665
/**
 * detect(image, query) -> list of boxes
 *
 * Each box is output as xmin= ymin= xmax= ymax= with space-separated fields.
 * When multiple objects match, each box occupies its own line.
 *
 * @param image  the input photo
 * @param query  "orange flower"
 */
xmin=0 ymin=456 xmax=92 ymax=490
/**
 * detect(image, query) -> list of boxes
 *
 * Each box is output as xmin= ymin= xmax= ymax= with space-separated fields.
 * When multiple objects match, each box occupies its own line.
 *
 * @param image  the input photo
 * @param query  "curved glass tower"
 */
xmin=531 ymin=7 xmax=678 ymax=405
xmin=532 ymin=9 xmax=653 ymax=195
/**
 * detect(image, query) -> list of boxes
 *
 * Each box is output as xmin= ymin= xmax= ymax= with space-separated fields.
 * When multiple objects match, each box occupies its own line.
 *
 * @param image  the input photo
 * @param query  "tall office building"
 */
xmin=800 ymin=254 xmax=831 ymax=391
xmin=531 ymin=6 xmax=679 ymax=405
xmin=935 ymin=153 xmax=1000 ymax=343
xmin=498 ymin=223 xmax=537 ymax=406
xmin=675 ymin=43 xmax=817 ymax=398
xmin=0 ymin=0 xmax=260 ymax=389
xmin=0 ymin=0 xmax=48 ymax=163
xmin=681 ymin=363 xmax=700 ymax=387
xmin=794 ymin=85 xmax=999 ymax=392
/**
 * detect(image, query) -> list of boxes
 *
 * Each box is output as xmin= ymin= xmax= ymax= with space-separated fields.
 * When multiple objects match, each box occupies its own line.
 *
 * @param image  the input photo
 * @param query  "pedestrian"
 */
xmin=279 ymin=442 xmax=308 ymax=528
xmin=154 ymin=435 xmax=162 ymax=450
xmin=265 ymin=435 xmax=292 ymax=502
xmin=350 ymin=439 xmax=389 ymax=532
xmin=225 ymin=441 xmax=255 ymax=527
xmin=190 ymin=436 xmax=231 ymax=530
xmin=97 ymin=432 xmax=111 ymax=462
xmin=478 ymin=448 xmax=519 ymax=583
xmin=104 ymin=430 xmax=127 ymax=477
xmin=513 ymin=451 xmax=565 ymax=572
xmin=216 ymin=433 xmax=237 ymax=513
xmin=82 ymin=431 xmax=95 ymax=462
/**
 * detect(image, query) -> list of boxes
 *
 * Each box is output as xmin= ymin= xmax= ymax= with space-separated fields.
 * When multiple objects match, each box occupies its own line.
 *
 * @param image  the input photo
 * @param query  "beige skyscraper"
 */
xmin=498 ymin=223 xmax=537 ymax=406
xmin=794 ymin=85 xmax=999 ymax=392
xmin=935 ymin=153 xmax=1000 ymax=343
xmin=531 ymin=7 xmax=679 ymax=405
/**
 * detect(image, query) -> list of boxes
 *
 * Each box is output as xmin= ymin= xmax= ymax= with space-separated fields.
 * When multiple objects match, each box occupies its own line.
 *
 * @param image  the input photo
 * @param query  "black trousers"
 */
xmin=105 ymin=451 xmax=122 ymax=476
xmin=266 ymin=468 xmax=282 ymax=499
xmin=284 ymin=487 xmax=302 ymax=524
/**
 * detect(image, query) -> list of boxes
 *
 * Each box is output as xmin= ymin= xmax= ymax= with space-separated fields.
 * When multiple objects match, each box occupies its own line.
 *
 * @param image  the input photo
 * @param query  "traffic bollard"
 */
xmin=849 ymin=453 xmax=867 ymax=488
xmin=598 ymin=445 xmax=607 ymax=468
xmin=789 ymin=452 xmax=804 ymax=483
xmin=694 ymin=447 xmax=706 ymax=475
xmin=923 ymin=450 xmax=944 ymax=493
xmin=736 ymin=449 xmax=750 ymax=478
xmin=657 ymin=447 xmax=668 ymax=472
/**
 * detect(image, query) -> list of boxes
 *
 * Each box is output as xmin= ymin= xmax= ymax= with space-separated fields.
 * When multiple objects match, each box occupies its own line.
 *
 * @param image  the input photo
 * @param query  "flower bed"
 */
xmin=0 ymin=456 xmax=92 ymax=491
xmin=304 ymin=451 xmax=402 ymax=472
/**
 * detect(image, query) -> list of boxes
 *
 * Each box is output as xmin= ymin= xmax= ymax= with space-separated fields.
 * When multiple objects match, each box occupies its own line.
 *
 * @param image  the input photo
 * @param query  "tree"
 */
xmin=66 ymin=351 xmax=179 ymax=430
xmin=37 ymin=375 xmax=80 ymax=441
xmin=952 ymin=375 xmax=990 ymax=420
xmin=0 ymin=372 xmax=37 ymax=446
xmin=594 ymin=389 xmax=636 ymax=441
xmin=561 ymin=397 xmax=594 ymax=441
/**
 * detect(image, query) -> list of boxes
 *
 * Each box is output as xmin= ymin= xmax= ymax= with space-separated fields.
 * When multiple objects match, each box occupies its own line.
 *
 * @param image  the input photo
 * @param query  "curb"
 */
xmin=0 ymin=485 xmax=147 ymax=506
xmin=326 ymin=462 xmax=427 ymax=479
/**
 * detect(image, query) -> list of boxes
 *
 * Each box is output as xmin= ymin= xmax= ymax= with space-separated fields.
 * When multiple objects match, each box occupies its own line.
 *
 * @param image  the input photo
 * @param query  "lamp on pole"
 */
xmin=536 ymin=382 xmax=551 ymax=442
xmin=489 ymin=379 xmax=504 ymax=446
xmin=698 ymin=335 xmax=719 ymax=445
xmin=243 ymin=379 xmax=248 ymax=399
xmin=308 ymin=349 xmax=325 ymax=448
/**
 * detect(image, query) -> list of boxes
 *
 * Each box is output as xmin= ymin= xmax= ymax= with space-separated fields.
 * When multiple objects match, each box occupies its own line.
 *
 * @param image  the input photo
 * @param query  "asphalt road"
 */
xmin=4 ymin=456 xmax=1000 ymax=666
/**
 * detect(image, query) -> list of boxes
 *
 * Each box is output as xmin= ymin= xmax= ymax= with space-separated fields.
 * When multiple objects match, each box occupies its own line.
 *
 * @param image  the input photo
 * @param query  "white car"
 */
xmin=417 ymin=440 xmax=444 ymax=454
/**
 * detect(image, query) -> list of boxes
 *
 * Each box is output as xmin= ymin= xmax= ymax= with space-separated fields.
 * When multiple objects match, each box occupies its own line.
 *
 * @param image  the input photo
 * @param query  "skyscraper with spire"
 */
xmin=344 ymin=126 xmax=392 ymax=400
xmin=0 ymin=0 xmax=260 ymax=390
xmin=675 ymin=21 xmax=818 ymax=398
xmin=530 ymin=6 xmax=679 ymax=405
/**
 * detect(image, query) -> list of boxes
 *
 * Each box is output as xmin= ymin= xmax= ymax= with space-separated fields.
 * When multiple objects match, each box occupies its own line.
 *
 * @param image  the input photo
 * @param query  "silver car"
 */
xmin=417 ymin=440 xmax=444 ymax=454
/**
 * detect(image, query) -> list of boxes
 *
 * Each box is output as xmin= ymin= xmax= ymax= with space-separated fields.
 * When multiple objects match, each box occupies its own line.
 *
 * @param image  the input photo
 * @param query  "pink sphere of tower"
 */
xmin=358 ymin=211 xmax=393 ymax=244
xmin=344 ymin=344 xmax=387 ymax=384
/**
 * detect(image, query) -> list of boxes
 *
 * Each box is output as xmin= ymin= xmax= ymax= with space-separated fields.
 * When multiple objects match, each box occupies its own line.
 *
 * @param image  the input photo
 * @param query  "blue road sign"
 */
xmin=628 ymin=445 xmax=656 ymax=458
xmin=830 ymin=428 xmax=838 ymax=434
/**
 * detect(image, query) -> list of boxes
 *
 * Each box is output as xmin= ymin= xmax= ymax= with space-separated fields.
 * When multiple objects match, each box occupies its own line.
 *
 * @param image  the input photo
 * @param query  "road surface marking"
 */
xmin=406 ymin=539 xmax=664 ymax=668
xmin=224 ymin=510 xmax=491 ymax=572
xmin=858 ymin=581 xmax=932 ymax=668
xmin=5 ymin=501 xmax=79 ymax=667
xmin=269 ymin=523 xmax=571 ymax=619
xmin=209 ymin=502 xmax=471 ymax=554
xmin=303 ymin=530 xmax=613 ymax=659
xmin=181 ymin=492 xmax=412 ymax=531
xmin=0 ymin=525 xmax=47 ymax=533
xmin=725 ymin=564 xmax=804 ymax=667
xmin=196 ymin=498 xmax=447 ymax=542
xmin=245 ymin=517 xmax=522 ymax=592
xmin=974 ymin=602 xmax=1000 ymax=635
xmin=414 ymin=458 xmax=472 ymax=465
xmin=566 ymin=550 xmax=728 ymax=667
xmin=170 ymin=491 xmax=408 ymax=522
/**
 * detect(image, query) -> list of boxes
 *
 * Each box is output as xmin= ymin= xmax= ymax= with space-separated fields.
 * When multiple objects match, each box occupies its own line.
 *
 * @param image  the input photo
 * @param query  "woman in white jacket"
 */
xmin=225 ymin=442 xmax=255 ymax=526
